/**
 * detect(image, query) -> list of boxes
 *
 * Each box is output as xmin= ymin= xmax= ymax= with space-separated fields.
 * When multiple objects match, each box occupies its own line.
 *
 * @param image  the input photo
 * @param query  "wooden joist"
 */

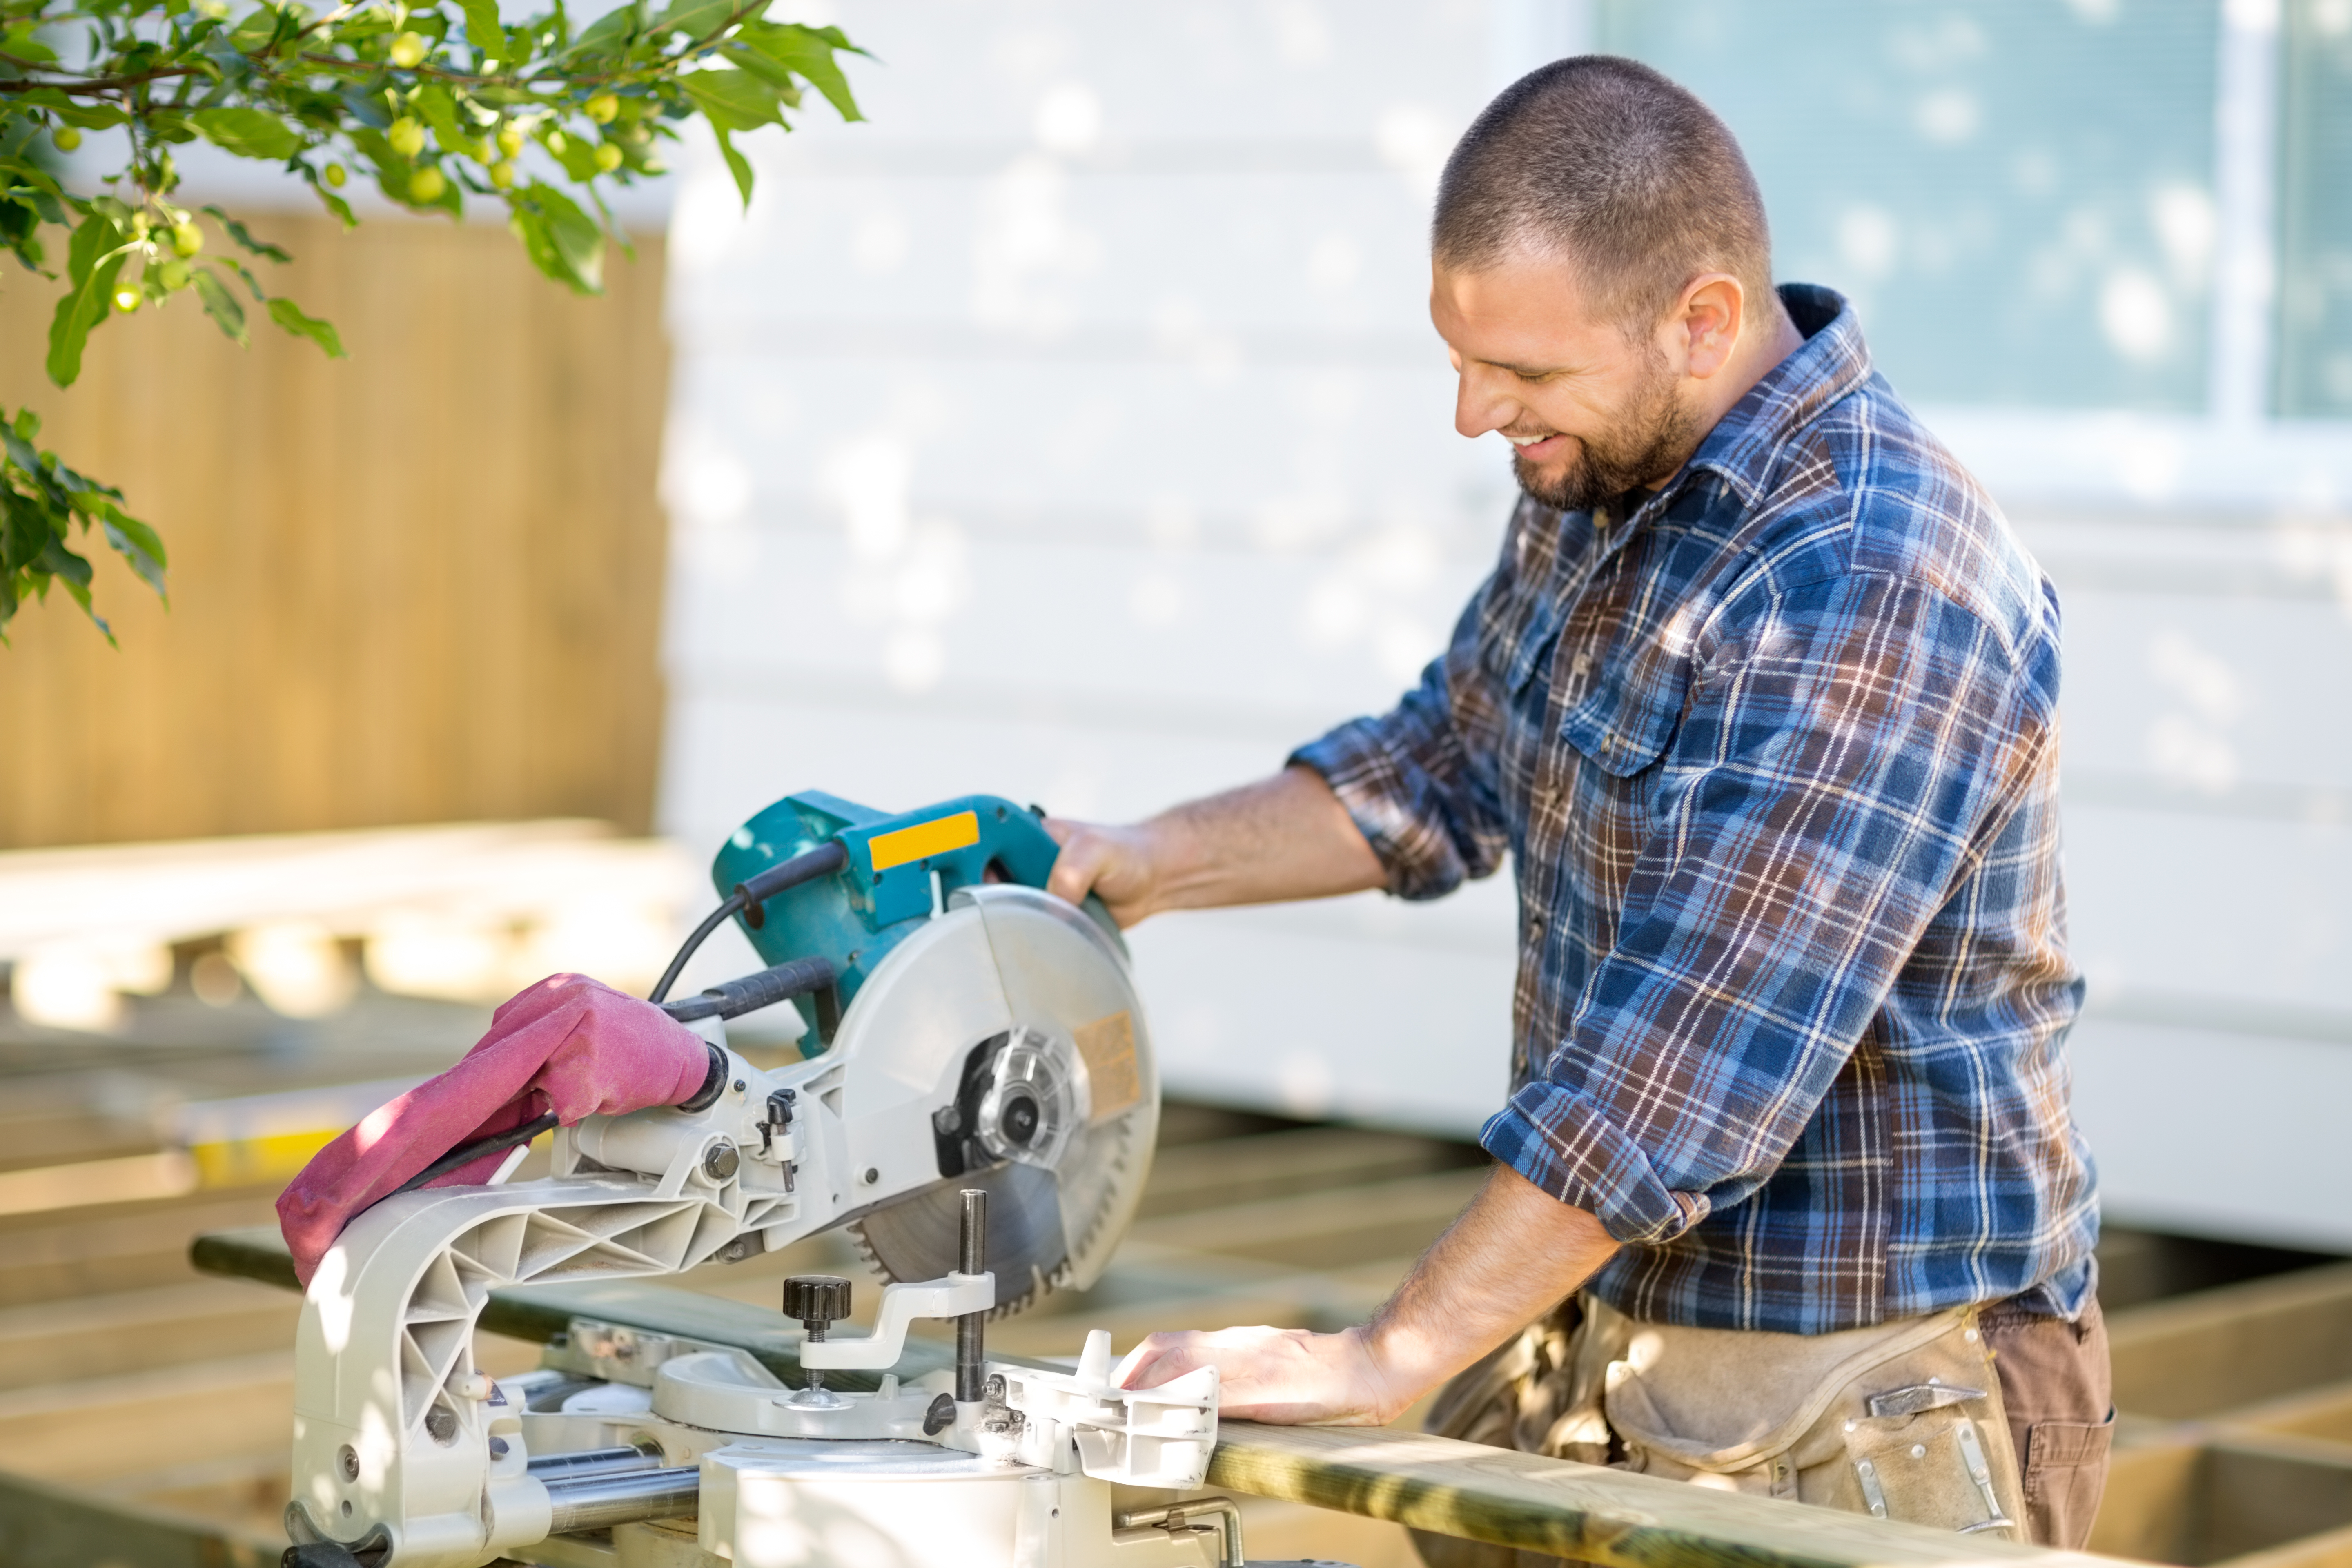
xmin=2108 ymin=1261 xmax=2352 ymax=1420
xmin=0 ymin=1469 xmax=274 ymax=1568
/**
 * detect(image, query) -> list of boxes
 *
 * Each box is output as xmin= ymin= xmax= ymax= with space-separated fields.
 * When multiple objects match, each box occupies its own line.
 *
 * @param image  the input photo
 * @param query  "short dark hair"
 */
xmin=1433 ymin=56 xmax=1775 ymax=335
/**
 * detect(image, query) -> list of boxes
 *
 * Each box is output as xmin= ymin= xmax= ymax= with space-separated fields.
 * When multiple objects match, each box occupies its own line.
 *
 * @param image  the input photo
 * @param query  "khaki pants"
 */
xmin=1412 ymin=1294 xmax=2112 ymax=1566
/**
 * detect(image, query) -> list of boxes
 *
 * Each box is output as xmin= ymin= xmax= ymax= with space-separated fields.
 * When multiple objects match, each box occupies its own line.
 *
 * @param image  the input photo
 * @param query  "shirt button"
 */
xmin=1571 ymin=653 xmax=1591 ymax=676
xmin=1526 ymin=911 xmax=1548 ymax=937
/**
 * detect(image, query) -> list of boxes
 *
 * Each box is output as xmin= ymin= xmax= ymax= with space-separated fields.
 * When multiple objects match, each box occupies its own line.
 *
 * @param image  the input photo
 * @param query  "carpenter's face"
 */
xmin=1431 ymin=249 xmax=1697 ymax=514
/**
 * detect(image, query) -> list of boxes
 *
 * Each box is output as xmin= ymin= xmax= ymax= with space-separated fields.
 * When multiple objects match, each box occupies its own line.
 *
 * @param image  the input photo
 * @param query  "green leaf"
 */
xmin=189 ymin=107 xmax=303 ymax=161
xmin=218 ymin=254 xmax=269 ymax=302
xmin=46 ymin=219 xmax=127 ymax=388
xmin=97 ymin=505 xmax=169 ymax=597
xmin=414 ymin=84 xmax=463 ymax=146
xmin=679 ymin=67 xmax=783 ymax=134
xmin=567 ymin=1 xmax=639 ymax=57
xmin=734 ymin=21 xmax=865 ymax=122
xmin=16 ymin=88 xmax=131 ymax=130
xmin=508 ymin=180 xmax=603 ymax=294
xmin=658 ymin=0 xmax=735 ymax=38
xmin=710 ymin=125 xmax=753 ymax=207
xmin=200 ymin=205 xmax=294 ymax=263
xmin=541 ymin=127 xmax=603 ymax=182
xmin=309 ymin=179 xmax=358 ymax=227
xmin=716 ymin=43 xmax=803 ymax=100
xmin=61 ymin=209 xmax=118 ymax=289
xmin=461 ymin=0 xmax=504 ymax=60
xmin=12 ymin=408 xmax=40 ymax=441
xmin=267 ymin=296 xmax=347 ymax=358
xmin=192 ymin=267 xmax=249 ymax=347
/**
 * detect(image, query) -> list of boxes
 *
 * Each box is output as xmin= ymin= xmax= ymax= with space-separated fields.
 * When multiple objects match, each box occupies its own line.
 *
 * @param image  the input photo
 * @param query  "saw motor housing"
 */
xmin=285 ymin=792 xmax=1202 ymax=1568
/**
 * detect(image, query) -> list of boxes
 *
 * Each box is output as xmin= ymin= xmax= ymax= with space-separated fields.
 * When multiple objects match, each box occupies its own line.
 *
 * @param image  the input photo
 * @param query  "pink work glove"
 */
xmin=276 ymin=973 xmax=716 ymax=1287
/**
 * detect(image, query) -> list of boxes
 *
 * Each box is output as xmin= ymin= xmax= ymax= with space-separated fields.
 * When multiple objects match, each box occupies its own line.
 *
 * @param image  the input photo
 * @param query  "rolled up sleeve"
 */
xmin=1291 ymin=595 xmax=1512 ymax=902
xmin=1481 ymin=571 xmax=2051 ymax=1245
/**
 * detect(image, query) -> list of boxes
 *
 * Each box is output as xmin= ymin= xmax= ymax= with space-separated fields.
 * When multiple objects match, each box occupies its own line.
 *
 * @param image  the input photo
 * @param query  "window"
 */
xmin=1596 ymin=0 xmax=2223 ymax=413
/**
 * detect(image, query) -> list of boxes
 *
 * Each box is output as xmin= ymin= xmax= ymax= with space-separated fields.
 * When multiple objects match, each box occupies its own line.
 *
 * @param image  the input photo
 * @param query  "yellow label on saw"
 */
xmin=1074 ymin=1011 xmax=1141 ymax=1119
xmin=868 ymin=810 xmax=981 ymax=873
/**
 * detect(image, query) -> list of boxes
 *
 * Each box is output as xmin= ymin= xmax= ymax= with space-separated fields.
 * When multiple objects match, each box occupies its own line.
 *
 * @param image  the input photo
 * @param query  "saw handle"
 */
xmin=659 ymin=954 xmax=840 ymax=1024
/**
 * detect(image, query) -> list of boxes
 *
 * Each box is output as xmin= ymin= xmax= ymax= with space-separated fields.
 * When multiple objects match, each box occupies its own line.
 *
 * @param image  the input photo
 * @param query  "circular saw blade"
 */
xmin=850 ymin=886 xmax=1158 ymax=1315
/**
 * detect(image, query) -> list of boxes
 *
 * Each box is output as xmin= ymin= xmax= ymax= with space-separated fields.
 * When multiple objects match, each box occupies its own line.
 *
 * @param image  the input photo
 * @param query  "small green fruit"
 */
xmin=157 ymin=258 xmax=191 ymax=290
xmin=488 ymin=159 xmax=516 ymax=189
xmin=496 ymin=125 xmax=525 ymax=158
xmin=593 ymin=142 xmax=622 ymax=173
xmin=324 ymin=162 xmax=348 ymax=188
xmin=585 ymin=92 xmax=619 ymax=124
xmin=52 ymin=125 xmax=82 ymax=153
xmin=172 ymin=222 xmax=203 ymax=257
xmin=388 ymin=117 xmax=426 ymax=158
xmin=112 ymin=285 xmax=141 ymax=314
xmin=389 ymin=30 xmax=427 ymax=68
xmin=409 ymin=166 xmax=446 ymax=202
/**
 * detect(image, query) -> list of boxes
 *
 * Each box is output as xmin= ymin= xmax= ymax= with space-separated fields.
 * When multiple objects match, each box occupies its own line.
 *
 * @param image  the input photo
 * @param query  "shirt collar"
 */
xmin=1635 ymin=283 xmax=1872 ymax=519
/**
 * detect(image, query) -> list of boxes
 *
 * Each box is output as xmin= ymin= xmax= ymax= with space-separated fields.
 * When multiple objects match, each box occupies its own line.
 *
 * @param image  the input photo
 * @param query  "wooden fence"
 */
xmin=0 ymin=212 xmax=671 ymax=848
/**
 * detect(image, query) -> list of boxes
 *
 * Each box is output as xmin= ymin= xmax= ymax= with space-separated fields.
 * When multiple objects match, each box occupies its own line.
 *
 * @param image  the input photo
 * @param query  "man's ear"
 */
xmin=1674 ymin=273 xmax=1745 ymax=380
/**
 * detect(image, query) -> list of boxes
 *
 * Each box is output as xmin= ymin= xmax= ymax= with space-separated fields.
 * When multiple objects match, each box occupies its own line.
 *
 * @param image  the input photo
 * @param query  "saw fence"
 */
xmin=1 ymin=1087 xmax=2349 ymax=1568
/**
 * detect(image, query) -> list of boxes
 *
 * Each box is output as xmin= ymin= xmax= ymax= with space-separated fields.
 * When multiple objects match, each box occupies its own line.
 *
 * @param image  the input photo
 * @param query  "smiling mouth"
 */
xmin=1505 ymin=430 xmax=1570 ymax=458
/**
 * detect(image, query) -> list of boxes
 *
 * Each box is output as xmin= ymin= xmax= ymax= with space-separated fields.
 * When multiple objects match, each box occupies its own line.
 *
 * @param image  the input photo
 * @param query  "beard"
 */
xmin=1510 ymin=346 xmax=1701 ymax=514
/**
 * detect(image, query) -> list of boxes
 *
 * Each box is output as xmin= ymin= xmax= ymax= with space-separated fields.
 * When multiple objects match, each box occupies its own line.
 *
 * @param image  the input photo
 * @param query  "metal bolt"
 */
xmin=1911 ymin=1444 xmax=1927 ymax=1459
xmin=338 ymin=1444 xmax=359 ymax=1481
xmin=732 ymin=1079 xmax=747 ymax=1094
xmin=862 ymin=1166 xmax=880 ymax=1185
xmin=703 ymin=1141 xmax=740 ymax=1180
xmin=489 ymin=1437 xmax=509 ymax=1460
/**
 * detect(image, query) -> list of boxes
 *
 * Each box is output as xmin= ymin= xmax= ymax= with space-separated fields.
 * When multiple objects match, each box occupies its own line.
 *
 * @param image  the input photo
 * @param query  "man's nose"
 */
xmin=1453 ymin=364 xmax=1517 ymax=440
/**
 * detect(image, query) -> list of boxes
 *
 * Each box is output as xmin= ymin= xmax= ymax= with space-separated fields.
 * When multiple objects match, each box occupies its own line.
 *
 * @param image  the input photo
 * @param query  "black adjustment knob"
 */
xmin=782 ymin=1275 xmax=852 ymax=1339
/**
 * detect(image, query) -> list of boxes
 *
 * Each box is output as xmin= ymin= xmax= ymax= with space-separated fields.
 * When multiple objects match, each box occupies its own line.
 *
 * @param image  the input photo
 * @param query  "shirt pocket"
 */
xmin=1557 ymin=638 xmax=1692 ymax=779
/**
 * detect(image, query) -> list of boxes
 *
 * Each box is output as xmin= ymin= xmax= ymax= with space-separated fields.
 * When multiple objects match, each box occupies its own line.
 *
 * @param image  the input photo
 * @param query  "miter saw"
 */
xmin=283 ymin=791 xmax=1341 ymax=1568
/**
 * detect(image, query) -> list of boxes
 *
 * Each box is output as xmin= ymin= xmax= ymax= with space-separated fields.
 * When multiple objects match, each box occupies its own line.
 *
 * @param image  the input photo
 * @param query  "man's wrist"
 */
xmin=1346 ymin=1320 xmax=1437 ymax=1425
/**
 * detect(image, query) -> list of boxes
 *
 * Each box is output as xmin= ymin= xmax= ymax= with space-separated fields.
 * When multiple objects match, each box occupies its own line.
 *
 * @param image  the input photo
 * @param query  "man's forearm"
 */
xmin=1045 ymin=764 xmax=1385 ymax=925
xmin=1115 ymin=1162 xmax=1619 ymax=1424
xmin=1361 ymin=1164 xmax=1621 ymax=1407
xmin=1145 ymin=766 xmax=1385 ymax=911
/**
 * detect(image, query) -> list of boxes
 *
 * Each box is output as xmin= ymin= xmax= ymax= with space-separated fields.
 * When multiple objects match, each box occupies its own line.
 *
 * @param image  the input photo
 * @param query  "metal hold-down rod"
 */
xmin=543 ymin=1466 xmax=701 ymax=1534
xmin=526 ymin=1444 xmax=663 ymax=1482
xmin=957 ymin=1186 xmax=987 ymax=1403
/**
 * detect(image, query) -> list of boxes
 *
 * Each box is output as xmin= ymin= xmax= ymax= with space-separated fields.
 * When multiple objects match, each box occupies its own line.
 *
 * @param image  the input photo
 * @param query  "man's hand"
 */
xmin=1118 ymin=1324 xmax=1405 ymax=1424
xmin=1042 ymin=817 xmax=1167 ymax=928
xmin=1121 ymin=1165 xmax=1622 ymax=1424
xmin=1043 ymin=766 xmax=1385 ymax=928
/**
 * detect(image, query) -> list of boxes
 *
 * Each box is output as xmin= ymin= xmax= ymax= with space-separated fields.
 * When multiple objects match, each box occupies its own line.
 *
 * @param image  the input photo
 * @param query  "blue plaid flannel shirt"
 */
xmin=1294 ymin=285 xmax=2098 ymax=1334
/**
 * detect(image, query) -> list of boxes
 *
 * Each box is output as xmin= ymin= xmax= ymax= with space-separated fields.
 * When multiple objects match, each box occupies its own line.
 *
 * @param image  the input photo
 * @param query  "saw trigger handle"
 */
xmin=659 ymin=954 xmax=839 ymax=1024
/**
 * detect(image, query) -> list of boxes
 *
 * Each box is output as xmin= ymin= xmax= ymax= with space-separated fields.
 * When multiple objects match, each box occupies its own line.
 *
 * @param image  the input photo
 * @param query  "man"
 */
xmin=1046 ymin=56 xmax=2109 ymax=1556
